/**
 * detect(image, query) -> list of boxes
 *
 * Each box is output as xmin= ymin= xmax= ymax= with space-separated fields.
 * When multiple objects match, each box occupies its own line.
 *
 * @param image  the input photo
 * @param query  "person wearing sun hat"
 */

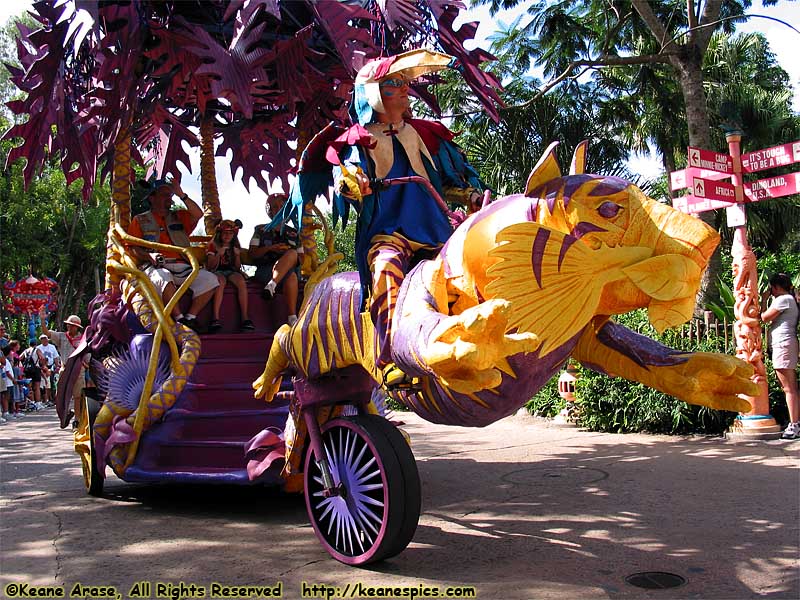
xmin=206 ymin=218 xmax=255 ymax=333
xmin=39 ymin=307 xmax=87 ymax=408
xmin=127 ymin=177 xmax=220 ymax=331
xmin=327 ymin=49 xmax=486 ymax=385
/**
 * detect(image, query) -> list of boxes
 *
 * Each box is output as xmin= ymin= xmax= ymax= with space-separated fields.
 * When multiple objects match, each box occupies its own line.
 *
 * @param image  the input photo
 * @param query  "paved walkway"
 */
xmin=1 ymin=408 xmax=798 ymax=599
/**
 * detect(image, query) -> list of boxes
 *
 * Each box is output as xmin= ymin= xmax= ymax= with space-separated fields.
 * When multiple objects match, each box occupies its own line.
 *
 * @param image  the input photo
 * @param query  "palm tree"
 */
xmin=472 ymin=0 xmax=788 ymax=305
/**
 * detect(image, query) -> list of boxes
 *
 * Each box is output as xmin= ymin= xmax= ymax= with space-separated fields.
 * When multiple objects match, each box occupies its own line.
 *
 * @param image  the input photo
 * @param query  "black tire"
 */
xmin=304 ymin=414 xmax=420 ymax=565
xmin=361 ymin=415 xmax=421 ymax=560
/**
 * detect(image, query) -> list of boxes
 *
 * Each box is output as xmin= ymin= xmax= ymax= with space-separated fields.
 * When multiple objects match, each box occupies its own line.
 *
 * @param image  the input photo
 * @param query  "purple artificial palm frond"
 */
xmin=224 ymin=0 xmax=281 ymax=23
xmin=376 ymin=0 xmax=428 ymax=33
xmin=4 ymin=0 xmax=503 ymax=200
xmin=180 ymin=16 xmax=269 ymax=119
xmin=136 ymin=105 xmax=199 ymax=180
xmin=430 ymin=3 xmax=503 ymax=122
xmin=309 ymin=0 xmax=377 ymax=74
xmin=217 ymin=115 xmax=295 ymax=193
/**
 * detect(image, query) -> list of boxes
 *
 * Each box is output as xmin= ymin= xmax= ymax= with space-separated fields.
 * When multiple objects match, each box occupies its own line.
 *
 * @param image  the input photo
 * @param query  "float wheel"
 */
xmin=304 ymin=415 xmax=420 ymax=564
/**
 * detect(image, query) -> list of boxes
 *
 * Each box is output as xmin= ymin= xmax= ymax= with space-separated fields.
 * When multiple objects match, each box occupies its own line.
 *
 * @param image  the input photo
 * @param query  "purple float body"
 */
xmin=122 ymin=281 xmax=292 ymax=485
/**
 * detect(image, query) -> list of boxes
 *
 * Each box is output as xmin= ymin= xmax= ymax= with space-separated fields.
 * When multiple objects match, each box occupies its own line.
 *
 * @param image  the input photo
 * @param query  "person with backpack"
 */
xmin=20 ymin=342 xmax=46 ymax=408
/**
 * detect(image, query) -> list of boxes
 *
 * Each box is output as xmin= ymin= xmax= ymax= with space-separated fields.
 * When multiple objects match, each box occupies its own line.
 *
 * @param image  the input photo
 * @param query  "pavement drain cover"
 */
xmin=500 ymin=466 xmax=608 ymax=486
xmin=625 ymin=572 xmax=686 ymax=590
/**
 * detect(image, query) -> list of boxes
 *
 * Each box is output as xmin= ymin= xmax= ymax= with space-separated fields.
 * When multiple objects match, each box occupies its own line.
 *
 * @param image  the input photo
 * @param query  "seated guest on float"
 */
xmin=126 ymin=178 xmax=219 ymax=331
xmin=249 ymin=192 xmax=300 ymax=326
xmin=206 ymin=219 xmax=254 ymax=333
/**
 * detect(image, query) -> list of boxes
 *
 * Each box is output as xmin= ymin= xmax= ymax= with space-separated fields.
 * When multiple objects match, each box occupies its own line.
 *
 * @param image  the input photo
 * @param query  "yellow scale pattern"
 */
xmin=105 ymin=130 xmax=132 ymax=290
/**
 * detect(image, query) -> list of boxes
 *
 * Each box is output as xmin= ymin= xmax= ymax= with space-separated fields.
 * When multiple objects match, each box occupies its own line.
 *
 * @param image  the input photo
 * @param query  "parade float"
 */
xmin=5 ymin=1 xmax=756 ymax=565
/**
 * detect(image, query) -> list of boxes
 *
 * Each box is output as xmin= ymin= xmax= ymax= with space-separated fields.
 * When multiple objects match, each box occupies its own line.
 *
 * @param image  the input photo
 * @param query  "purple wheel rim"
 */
xmin=305 ymin=420 xmax=389 ymax=563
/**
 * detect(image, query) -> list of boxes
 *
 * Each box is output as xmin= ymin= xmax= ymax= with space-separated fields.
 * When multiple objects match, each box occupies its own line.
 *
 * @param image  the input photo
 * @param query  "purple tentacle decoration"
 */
xmin=95 ymin=415 xmax=137 ymax=473
xmin=595 ymin=321 xmax=691 ymax=369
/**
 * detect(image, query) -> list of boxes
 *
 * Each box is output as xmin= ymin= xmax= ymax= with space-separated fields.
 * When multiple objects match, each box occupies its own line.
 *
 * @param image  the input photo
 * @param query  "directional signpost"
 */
xmin=687 ymin=146 xmax=733 ymax=174
xmin=669 ymin=166 xmax=729 ymax=192
xmin=744 ymin=172 xmax=800 ymax=202
xmin=741 ymin=141 xmax=800 ymax=173
xmin=670 ymin=136 xmax=800 ymax=440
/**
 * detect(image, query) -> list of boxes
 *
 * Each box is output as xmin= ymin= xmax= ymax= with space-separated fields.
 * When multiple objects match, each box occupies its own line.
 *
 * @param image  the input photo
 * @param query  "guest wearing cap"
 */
xmin=35 ymin=333 xmax=59 ymax=405
xmin=127 ymin=178 xmax=219 ymax=331
xmin=206 ymin=219 xmax=254 ymax=333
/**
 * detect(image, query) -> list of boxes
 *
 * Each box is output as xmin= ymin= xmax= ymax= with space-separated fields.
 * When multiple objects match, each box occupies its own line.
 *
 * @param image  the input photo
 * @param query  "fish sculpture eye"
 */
xmin=597 ymin=201 xmax=622 ymax=219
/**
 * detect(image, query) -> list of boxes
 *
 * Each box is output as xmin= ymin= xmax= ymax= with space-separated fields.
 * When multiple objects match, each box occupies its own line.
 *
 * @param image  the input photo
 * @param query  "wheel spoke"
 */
xmin=351 ymin=439 xmax=369 ymax=472
xmin=357 ymin=467 xmax=382 ymax=483
xmin=353 ymin=455 xmax=377 ymax=480
xmin=345 ymin=429 xmax=357 ymax=467
xmin=316 ymin=498 xmax=335 ymax=523
xmin=354 ymin=505 xmax=382 ymax=533
xmin=355 ymin=482 xmax=384 ymax=492
xmin=334 ymin=509 xmax=343 ymax=548
xmin=353 ymin=492 xmax=385 ymax=509
xmin=342 ymin=509 xmax=359 ymax=555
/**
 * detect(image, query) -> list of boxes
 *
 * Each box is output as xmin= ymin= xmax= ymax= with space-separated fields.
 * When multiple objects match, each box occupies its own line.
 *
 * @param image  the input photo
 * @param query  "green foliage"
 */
xmin=706 ymin=278 xmax=736 ymax=322
xmin=0 ymin=14 xmax=106 ymax=335
xmin=0 ymin=114 xmax=110 ymax=332
xmin=525 ymin=373 xmax=564 ymax=418
xmin=757 ymin=250 xmax=800 ymax=290
xmin=426 ymin=74 xmax=636 ymax=195
xmin=313 ymin=212 xmax=358 ymax=274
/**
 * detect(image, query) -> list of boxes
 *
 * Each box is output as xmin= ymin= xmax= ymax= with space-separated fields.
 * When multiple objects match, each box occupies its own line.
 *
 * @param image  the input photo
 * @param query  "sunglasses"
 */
xmin=379 ymin=77 xmax=409 ymax=89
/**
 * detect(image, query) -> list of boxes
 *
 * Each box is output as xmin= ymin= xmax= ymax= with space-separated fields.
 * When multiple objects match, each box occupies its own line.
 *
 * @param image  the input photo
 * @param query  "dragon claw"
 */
xmin=422 ymin=300 xmax=540 ymax=394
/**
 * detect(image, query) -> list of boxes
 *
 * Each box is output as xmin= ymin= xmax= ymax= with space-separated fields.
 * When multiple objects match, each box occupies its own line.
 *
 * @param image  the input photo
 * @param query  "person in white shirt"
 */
xmin=36 ymin=335 xmax=60 ymax=406
xmin=761 ymin=272 xmax=799 ymax=439
xmin=0 ymin=351 xmax=11 ymax=423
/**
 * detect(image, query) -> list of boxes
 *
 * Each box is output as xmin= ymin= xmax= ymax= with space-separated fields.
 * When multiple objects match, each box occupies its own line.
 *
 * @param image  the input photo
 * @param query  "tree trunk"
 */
xmin=672 ymin=53 xmax=712 ymax=150
xmin=199 ymin=115 xmax=221 ymax=235
xmin=672 ymin=52 xmax=722 ymax=312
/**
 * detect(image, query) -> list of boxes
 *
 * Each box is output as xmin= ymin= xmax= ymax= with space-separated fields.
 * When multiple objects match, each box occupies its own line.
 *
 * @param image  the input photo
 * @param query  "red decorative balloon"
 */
xmin=3 ymin=276 xmax=58 ymax=314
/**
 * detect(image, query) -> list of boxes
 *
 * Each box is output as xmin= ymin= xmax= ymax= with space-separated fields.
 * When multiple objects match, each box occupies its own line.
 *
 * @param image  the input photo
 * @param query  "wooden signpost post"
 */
xmin=671 ymin=135 xmax=800 ymax=440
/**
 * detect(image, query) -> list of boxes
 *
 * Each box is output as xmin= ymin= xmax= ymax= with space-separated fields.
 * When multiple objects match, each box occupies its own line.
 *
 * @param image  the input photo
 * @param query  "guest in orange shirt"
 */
xmin=127 ymin=179 xmax=219 ymax=331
